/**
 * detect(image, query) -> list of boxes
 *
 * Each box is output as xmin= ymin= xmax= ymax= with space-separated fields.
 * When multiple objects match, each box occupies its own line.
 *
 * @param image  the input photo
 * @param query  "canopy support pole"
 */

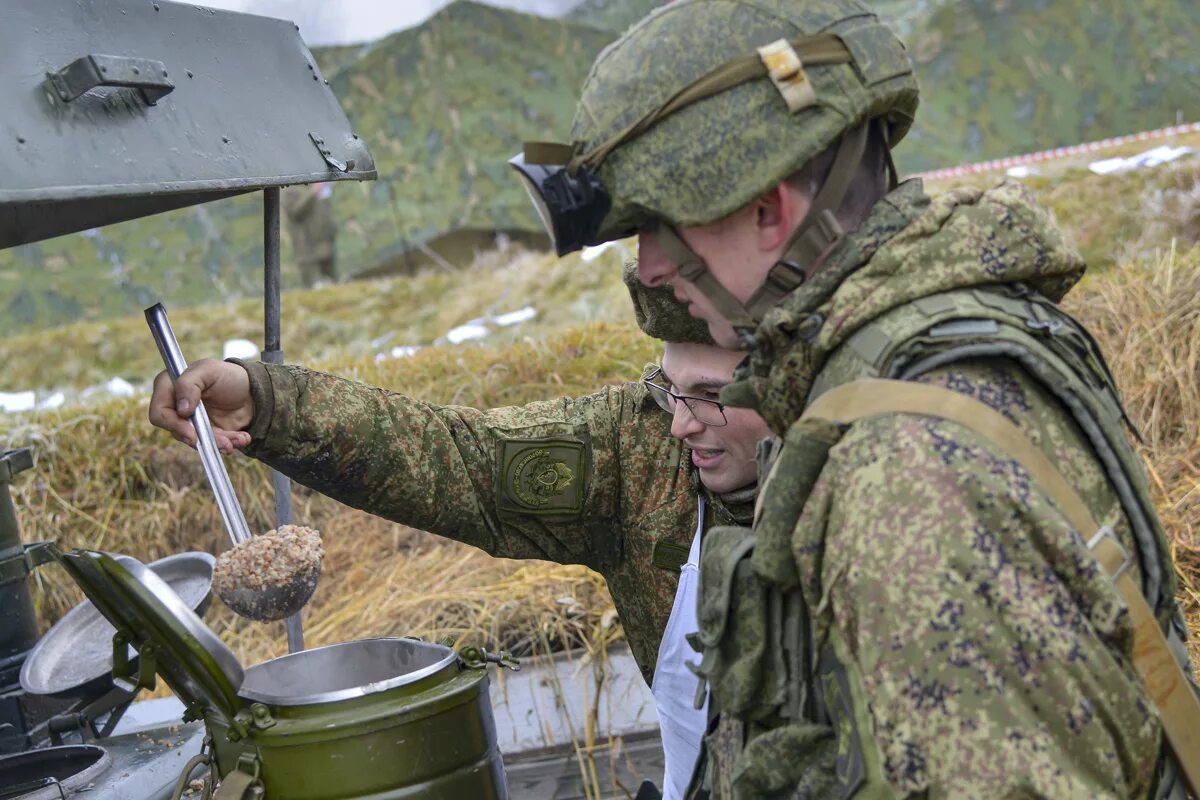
xmin=261 ymin=187 xmax=304 ymax=654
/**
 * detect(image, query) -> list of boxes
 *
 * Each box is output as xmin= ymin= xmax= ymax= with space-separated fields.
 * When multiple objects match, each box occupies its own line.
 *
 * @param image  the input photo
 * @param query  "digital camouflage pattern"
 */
xmin=693 ymin=180 xmax=1181 ymax=798
xmin=623 ymin=259 xmax=713 ymax=345
xmin=235 ymin=361 xmax=753 ymax=684
xmin=569 ymin=0 xmax=918 ymax=240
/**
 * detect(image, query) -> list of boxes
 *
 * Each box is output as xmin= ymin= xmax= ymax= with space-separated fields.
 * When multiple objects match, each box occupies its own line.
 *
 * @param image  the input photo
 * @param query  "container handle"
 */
xmin=47 ymin=54 xmax=175 ymax=105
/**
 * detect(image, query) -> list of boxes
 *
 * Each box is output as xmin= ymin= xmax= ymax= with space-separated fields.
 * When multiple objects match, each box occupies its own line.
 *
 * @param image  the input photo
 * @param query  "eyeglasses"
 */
xmin=642 ymin=366 xmax=728 ymax=427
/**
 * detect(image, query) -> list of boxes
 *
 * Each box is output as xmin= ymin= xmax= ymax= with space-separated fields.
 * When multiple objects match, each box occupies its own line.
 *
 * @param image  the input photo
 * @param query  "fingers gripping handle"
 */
xmin=145 ymin=303 xmax=252 ymax=546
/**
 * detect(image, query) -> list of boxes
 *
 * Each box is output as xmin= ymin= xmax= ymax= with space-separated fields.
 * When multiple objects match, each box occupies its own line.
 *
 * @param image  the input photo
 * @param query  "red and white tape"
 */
xmin=912 ymin=121 xmax=1200 ymax=181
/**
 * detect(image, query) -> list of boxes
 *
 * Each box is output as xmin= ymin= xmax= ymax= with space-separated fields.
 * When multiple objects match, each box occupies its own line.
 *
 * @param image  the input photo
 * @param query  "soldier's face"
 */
xmin=637 ymin=182 xmax=813 ymax=348
xmin=660 ymin=342 xmax=772 ymax=494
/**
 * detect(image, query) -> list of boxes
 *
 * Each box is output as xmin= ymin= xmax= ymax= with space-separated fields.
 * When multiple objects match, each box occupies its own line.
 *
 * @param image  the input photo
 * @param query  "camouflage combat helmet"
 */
xmin=623 ymin=259 xmax=714 ymax=344
xmin=518 ymin=0 xmax=918 ymax=332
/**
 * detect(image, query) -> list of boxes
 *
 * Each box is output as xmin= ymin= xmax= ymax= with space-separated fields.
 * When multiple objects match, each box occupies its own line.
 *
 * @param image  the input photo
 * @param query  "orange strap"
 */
xmin=803 ymin=378 xmax=1200 ymax=794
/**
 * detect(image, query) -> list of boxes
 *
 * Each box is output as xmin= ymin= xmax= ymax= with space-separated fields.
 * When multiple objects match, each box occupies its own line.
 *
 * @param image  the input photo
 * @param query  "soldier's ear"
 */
xmin=753 ymin=183 xmax=809 ymax=253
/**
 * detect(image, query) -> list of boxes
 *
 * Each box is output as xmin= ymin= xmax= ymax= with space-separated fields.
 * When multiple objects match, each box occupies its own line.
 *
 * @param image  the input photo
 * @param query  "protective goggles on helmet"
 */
xmin=509 ymin=33 xmax=856 ymax=256
xmin=508 ymin=147 xmax=613 ymax=257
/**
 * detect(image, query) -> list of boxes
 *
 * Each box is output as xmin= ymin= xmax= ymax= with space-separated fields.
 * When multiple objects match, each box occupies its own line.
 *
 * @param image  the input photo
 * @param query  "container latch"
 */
xmin=212 ymin=751 xmax=263 ymax=800
xmin=459 ymin=645 xmax=520 ymax=672
xmin=225 ymin=703 xmax=275 ymax=743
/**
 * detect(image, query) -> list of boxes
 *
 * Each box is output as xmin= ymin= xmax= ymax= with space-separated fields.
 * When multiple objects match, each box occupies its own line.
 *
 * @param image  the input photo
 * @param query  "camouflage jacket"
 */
xmin=237 ymin=363 xmax=754 ymax=684
xmin=696 ymin=180 xmax=1175 ymax=799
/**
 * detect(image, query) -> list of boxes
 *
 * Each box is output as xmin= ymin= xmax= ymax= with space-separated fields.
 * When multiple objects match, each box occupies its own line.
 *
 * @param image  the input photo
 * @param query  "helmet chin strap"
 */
xmin=650 ymin=123 xmax=872 ymax=338
xmin=742 ymin=122 xmax=868 ymax=317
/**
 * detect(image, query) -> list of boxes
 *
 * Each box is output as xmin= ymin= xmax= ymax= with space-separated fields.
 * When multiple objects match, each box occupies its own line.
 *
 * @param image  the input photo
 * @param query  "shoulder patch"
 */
xmin=818 ymin=643 xmax=866 ymax=799
xmin=498 ymin=437 xmax=587 ymax=516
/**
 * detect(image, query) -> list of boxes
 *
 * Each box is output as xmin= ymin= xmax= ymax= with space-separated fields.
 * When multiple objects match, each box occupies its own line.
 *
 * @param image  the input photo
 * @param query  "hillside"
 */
xmin=326 ymin=1 xmax=612 ymax=275
xmin=2 ymin=0 xmax=1198 ymax=334
xmin=567 ymin=0 xmax=661 ymax=32
xmin=895 ymin=0 xmax=1200 ymax=171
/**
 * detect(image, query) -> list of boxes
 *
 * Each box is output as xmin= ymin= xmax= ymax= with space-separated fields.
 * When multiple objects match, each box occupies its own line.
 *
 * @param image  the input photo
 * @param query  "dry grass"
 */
xmin=0 ymin=241 xmax=634 ymax=393
xmin=10 ymin=323 xmax=658 ymax=665
xmin=1064 ymin=246 xmax=1200 ymax=663
xmin=927 ymin=146 xmax=1200 ymax=271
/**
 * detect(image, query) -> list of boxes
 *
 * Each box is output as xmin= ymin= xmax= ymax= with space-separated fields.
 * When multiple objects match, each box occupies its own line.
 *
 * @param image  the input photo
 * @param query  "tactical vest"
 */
xmin=686 ymin=284 xmax=1196 ymax=800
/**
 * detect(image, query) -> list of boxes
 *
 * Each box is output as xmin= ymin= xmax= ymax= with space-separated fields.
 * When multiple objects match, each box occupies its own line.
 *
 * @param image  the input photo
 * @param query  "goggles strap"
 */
xmin=650 ymin=225 xmax=758 ymax=330
xmin=744 ymin=123 xmax=868 ymax=319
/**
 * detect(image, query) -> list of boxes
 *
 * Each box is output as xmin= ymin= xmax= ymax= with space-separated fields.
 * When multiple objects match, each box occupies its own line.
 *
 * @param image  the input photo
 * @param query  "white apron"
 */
xmin=651 ymin=495 xmax=709 ymax=800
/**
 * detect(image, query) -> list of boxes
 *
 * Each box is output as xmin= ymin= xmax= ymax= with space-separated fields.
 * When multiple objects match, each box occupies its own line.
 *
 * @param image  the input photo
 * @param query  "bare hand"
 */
xmin=148 ymin=359 xmax=254 ymax=453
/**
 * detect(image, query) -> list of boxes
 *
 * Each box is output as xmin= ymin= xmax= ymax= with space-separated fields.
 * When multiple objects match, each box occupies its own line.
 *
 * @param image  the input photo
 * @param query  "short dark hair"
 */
xmin=786 ymin=120 xmax=891 ymax=231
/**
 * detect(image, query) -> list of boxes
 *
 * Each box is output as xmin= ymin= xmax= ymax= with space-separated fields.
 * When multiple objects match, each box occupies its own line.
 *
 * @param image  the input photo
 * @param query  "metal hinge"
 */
xmin=308 ymin=132 xmax=355 ymax=173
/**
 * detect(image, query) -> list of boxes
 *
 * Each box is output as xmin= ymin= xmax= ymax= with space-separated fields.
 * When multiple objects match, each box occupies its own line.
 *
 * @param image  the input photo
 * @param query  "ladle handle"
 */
xmin=146 ymin=303 xmax=252 ymax=546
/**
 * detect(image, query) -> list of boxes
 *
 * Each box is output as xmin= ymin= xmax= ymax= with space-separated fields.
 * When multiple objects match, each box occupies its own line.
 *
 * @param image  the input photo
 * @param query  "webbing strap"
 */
xmin=652 ymin=224 xmax=756 ymax=330
xmin=801 ymin=378 xmax=1200 ymax=795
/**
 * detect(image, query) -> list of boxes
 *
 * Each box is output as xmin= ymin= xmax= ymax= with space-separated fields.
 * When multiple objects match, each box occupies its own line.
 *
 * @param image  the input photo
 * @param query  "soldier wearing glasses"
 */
xmin=148 ymin=266 xmax=769 ymax=799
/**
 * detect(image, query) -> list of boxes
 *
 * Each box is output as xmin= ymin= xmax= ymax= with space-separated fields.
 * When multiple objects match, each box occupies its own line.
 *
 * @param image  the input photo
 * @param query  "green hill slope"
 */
xmin=2 ymin=0 xmax=1197 ymax=333
xmin=328 ymin=1 xmax=612 ymax=274
xmin=567 ymin=0 xmax=662 ymax=32
xmin=895 ymin=0 xmax=1200 ymax=172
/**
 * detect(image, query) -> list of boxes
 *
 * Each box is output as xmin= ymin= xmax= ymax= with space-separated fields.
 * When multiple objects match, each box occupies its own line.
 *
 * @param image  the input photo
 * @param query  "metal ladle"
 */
xmin=145 ymin=303 xmax=319 ymax=622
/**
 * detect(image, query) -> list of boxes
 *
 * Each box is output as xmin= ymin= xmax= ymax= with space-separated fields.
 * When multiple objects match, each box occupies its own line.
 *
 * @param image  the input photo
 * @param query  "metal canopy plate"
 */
xmin=20 ymin=551 xmax=216 ymax=699
xmin=0 ymin=0 xmax=376 ymax=248
xmin=54 ymin=549 xmax=244 ymax=723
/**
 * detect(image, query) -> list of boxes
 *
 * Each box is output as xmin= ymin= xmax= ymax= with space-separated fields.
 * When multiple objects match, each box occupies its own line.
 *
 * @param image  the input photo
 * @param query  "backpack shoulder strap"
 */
xmin=802 ymin=378 xmax=1200 ymax=798
xmin=810 ymin=286 xmax=1174 ymax=623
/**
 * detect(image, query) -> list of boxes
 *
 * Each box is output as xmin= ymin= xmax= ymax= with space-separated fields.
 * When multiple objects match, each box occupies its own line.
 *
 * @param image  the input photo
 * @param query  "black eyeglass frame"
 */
xmin=641 ymin=366 xmax=729 ymax=427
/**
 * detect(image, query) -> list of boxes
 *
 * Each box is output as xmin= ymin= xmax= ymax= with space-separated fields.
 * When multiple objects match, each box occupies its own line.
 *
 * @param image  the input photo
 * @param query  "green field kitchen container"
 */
xmin=55 ymin=548 xmax=508 ymax=799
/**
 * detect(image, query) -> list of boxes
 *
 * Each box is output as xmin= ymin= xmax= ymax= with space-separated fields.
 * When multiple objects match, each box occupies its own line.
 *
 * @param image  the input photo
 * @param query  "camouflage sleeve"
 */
xmin=794 ymin=361 xmax=1161 ymax=799
xmin=237 ymin=360 xmax=644 ymax=570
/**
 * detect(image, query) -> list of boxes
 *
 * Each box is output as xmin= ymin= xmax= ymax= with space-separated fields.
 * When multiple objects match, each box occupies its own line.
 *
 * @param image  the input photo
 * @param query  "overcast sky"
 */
xmin=197 ymin=0 xmax=583 ymax=46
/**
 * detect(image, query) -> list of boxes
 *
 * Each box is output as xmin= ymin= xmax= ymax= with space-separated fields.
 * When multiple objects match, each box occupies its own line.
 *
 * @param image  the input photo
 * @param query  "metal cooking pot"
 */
xmin=208 ymin=639 xmax=504 ymax=799
xmin=51 ymin=549 xmax=507 ymax=799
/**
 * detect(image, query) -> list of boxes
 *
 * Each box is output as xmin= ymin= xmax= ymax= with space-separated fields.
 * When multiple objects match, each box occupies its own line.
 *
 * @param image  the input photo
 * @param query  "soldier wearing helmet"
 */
xmin=512 ymin=1 xmax=1197 ymax=798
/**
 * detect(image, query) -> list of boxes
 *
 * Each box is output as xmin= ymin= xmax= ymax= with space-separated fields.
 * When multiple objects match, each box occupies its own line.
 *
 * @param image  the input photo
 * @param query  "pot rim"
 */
xmin=238 ymin=637 xmax=457 ymax=705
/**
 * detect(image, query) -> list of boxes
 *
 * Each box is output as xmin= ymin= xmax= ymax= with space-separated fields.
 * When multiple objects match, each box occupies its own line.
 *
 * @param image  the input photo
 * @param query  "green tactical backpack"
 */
xmin=685 ymin=284 xmax=1196 ymax=799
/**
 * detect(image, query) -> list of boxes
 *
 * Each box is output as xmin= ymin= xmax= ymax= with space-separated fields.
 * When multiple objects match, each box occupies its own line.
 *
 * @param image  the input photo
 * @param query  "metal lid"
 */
xmin=20 ymin=551 xmax=216 ymax=699
xmin=54 ymin=549 xmax=244 ymax=723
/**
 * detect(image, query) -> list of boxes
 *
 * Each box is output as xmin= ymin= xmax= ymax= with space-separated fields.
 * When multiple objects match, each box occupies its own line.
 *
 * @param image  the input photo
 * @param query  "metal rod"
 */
xmin=145 ymin=304 xmax=252 ymax=547
xmin=263 ymin=187 xmax=305 ymax=653
xmin=264 ymin=187 xmax=282 ymax=354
